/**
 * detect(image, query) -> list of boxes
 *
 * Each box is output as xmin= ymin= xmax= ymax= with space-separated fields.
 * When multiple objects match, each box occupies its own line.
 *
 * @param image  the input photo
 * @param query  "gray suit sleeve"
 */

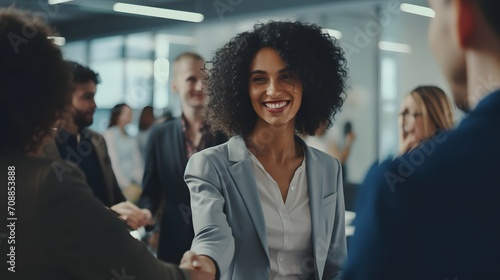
xmin=42 ymin=162 xmax=189 ymax=280
xmin=184 ymin=152 xmax=235 ymax=275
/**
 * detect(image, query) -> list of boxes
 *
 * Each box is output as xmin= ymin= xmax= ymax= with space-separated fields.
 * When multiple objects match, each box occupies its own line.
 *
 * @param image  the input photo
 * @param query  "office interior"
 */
xmin=3 ymin=0 xmax=457 ymax=196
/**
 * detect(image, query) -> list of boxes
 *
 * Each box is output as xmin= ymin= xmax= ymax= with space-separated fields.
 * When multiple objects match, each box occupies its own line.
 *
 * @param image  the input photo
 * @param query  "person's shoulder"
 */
xmin=2 ymin=153 xmax=86 ymax=188
xmin=191 ymin=141 xmax=230 ymax=162
xmin=366 ymin=130 xmax=460 ymax=195
xmin=84 ymin=128 xmax=105 ymax=141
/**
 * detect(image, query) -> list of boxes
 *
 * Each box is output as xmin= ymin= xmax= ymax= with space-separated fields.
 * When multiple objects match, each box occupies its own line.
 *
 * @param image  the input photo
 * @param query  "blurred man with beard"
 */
xmin=45 ymin=61 xmax=150 ymax=230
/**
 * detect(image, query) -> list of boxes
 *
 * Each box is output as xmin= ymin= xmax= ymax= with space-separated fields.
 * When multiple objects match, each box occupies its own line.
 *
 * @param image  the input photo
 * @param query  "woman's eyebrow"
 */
xmin=249 ymin=70 xmax=266 ymax=75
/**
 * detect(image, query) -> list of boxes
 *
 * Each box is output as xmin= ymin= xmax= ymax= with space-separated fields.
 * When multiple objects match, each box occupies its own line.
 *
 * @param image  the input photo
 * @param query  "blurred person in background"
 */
xmin=0 ymin=7 xmax=212 ymax=280
xmin=343 ymin=0 xmax=500 ymax=279
xmin=302 ymin=120 xmax=355 ymax=181
xmin=44 ymin=62 xmax=148 ymax=229
xmin=104 ymin=103 xmax=143 ymax=201
xmin=137 ymin=105 xmax=156 ymax=164
xmin=398 ymin=85 xmax=454 ymax=155
xmin=139 ymin=52 xmax=227 ymax=264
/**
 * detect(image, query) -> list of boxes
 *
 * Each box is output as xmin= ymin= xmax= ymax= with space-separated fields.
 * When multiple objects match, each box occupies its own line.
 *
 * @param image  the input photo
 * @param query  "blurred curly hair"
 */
xmin=205 ymin=21 xmax=348 ymax=137
xmin=0 ymin=7 xmax=71 ymax=154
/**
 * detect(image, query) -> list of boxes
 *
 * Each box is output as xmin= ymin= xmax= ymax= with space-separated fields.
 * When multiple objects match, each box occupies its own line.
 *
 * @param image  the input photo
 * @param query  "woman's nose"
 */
xmin=266 ymin=79 xmax=281 ymax=98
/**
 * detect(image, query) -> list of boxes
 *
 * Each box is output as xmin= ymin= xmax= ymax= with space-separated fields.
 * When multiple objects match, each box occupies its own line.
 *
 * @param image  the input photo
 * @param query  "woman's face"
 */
xmin=118 ymin=106 xmax=133 ymax=127
xmin=399 ymin=94 xmax=436 ymax=150
xmin=248 ymin=47 xmax=302 ymax=130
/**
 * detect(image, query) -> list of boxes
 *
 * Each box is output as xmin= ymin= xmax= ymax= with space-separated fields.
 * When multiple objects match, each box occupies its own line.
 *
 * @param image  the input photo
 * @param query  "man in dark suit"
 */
xmin=343 ymin=1 xmax=500 ymax=279
xmin=45 ymin=62 xmax=149 ymax=230
xmin=139 ymin=52 xmax=227 ymax=264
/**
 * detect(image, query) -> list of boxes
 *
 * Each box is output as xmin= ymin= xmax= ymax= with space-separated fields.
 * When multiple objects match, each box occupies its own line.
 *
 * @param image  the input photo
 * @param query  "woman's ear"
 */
xmin=456 ymin=0 xmax=476 ymax=47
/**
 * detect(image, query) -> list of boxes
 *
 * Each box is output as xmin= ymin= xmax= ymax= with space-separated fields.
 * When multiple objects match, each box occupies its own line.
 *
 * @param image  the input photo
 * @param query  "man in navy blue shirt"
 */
xmin=343 ymin=1 xmax=500 ymax=279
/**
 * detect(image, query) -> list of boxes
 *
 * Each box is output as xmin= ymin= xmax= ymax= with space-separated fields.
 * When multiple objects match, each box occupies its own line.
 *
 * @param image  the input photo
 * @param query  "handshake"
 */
xmin=110 ymin=201 xmax=155 ymax=229
xmin=110 ymin=202 xmax=217 ymax=279
xmin=180 ymin=251 xmax=218 ymax=280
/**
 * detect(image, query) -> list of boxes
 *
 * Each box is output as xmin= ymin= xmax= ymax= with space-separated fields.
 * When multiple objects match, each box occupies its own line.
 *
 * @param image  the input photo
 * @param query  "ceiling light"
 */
xmin=322 ymin=28 xmax=342 ymax=39
xmin=48 ymin=0 xmax=73 ymax=5
xmin=48 ymin=36 xmax=66 ymax=46
xmin=378 ymin=41 xmax=412 ymax=53
xmin=400 ymin=3 xmax=435 ymax=18
xmin=113 ymin=3 xmax=204 ymax=23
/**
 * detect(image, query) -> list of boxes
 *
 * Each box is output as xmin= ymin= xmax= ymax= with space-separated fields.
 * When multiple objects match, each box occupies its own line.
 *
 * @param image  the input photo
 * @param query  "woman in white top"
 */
xmin=104 ymin=103 xmax=143 ymax=199
xmin=179 ymin=21 xmax=348 ymax=280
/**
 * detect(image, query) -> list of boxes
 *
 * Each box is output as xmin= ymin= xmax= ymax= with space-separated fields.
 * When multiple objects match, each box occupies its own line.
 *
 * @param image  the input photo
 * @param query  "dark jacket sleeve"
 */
xmin=111 ymin=172 xmax=126 ymax=203
xmin=98 ymin=132 xmax=126 ymax=204
xmin=138 ymin=126 xmax=163 ymax=220
xmin=41 ymin=162 xmax=190 ymax=280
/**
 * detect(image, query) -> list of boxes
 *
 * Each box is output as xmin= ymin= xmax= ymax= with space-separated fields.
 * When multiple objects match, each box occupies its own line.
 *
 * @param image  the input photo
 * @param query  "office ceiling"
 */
xmin=0 ymin=0 xmax=416 ymax=40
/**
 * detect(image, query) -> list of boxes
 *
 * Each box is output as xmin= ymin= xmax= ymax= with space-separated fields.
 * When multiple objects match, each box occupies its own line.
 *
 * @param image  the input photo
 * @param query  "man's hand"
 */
xmin=110 ymin=201 xmax=150 ymax=230
xmin=180 ymin=251 xmax=216 ymax=279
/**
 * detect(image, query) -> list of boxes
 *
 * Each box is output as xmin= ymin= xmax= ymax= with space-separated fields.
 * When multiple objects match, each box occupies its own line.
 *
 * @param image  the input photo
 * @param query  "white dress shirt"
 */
xmin=248 ymin=151 xmax=314 ymax=280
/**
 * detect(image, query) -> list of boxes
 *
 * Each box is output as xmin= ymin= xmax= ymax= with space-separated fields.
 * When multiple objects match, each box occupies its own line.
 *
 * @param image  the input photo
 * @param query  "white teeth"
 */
xmin=265 ymin=101 xmax=288 ymax=109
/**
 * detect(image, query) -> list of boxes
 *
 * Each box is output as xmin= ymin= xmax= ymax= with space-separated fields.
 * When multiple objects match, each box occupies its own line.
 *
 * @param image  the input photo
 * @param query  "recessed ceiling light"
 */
xmin=48 ymin=0 xmax=73 ymax=5
xmin=378 ymin=41 xmax=412 ymax=53
xmin=113 ymin=3 xmax=204 ymax=23
xmin=322 ymin=28 xmax=343 ymax=39
xmin=400 ymin=3 xmax=435 ymax=18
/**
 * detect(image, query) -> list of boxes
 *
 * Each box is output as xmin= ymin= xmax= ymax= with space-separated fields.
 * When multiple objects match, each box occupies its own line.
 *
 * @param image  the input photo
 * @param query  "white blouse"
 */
xmin=248 ymin=151 xmax=314 ymax=280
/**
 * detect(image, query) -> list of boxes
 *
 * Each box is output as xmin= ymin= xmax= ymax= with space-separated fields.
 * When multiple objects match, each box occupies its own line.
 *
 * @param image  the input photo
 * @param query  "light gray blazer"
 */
xmin=184 ymin=135 xmax=347 ymax=280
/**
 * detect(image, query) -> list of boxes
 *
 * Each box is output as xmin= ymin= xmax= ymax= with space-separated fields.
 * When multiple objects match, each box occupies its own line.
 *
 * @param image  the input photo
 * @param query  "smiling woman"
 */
xmin=181 ymin=21 xmax=349 ymax=280
xmin=248 ymin=47 xmax=303 ymax=131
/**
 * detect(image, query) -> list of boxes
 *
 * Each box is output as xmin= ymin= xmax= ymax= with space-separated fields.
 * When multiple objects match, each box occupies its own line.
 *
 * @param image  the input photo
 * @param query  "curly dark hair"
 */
xmin=0 ymin=7 xmax=71 ymax=154
xmin=205 ymin=21 xmax=348 ymax=137
xmin=66 ymin=60 xmax=100 ymax=85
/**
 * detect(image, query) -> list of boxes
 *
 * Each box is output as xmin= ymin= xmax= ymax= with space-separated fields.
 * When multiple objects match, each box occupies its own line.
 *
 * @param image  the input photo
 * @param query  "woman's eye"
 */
xmin=253 ymin=77 xmax=266 ymax=82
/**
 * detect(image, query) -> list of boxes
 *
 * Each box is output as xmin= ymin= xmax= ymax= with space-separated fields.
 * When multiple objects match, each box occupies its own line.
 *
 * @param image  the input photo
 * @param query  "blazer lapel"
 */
xmin=175 ymin=119 xmax=188 ymax=169
xmin=302 ymin=139 xmax=326 ymax=278
xmin=226 ymin=136 xmax=269 ymax=259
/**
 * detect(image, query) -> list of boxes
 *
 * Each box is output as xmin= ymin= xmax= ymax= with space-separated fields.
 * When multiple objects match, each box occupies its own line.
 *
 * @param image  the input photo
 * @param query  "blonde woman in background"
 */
xmin=398 ymin=85 xmax=454 ymax=154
